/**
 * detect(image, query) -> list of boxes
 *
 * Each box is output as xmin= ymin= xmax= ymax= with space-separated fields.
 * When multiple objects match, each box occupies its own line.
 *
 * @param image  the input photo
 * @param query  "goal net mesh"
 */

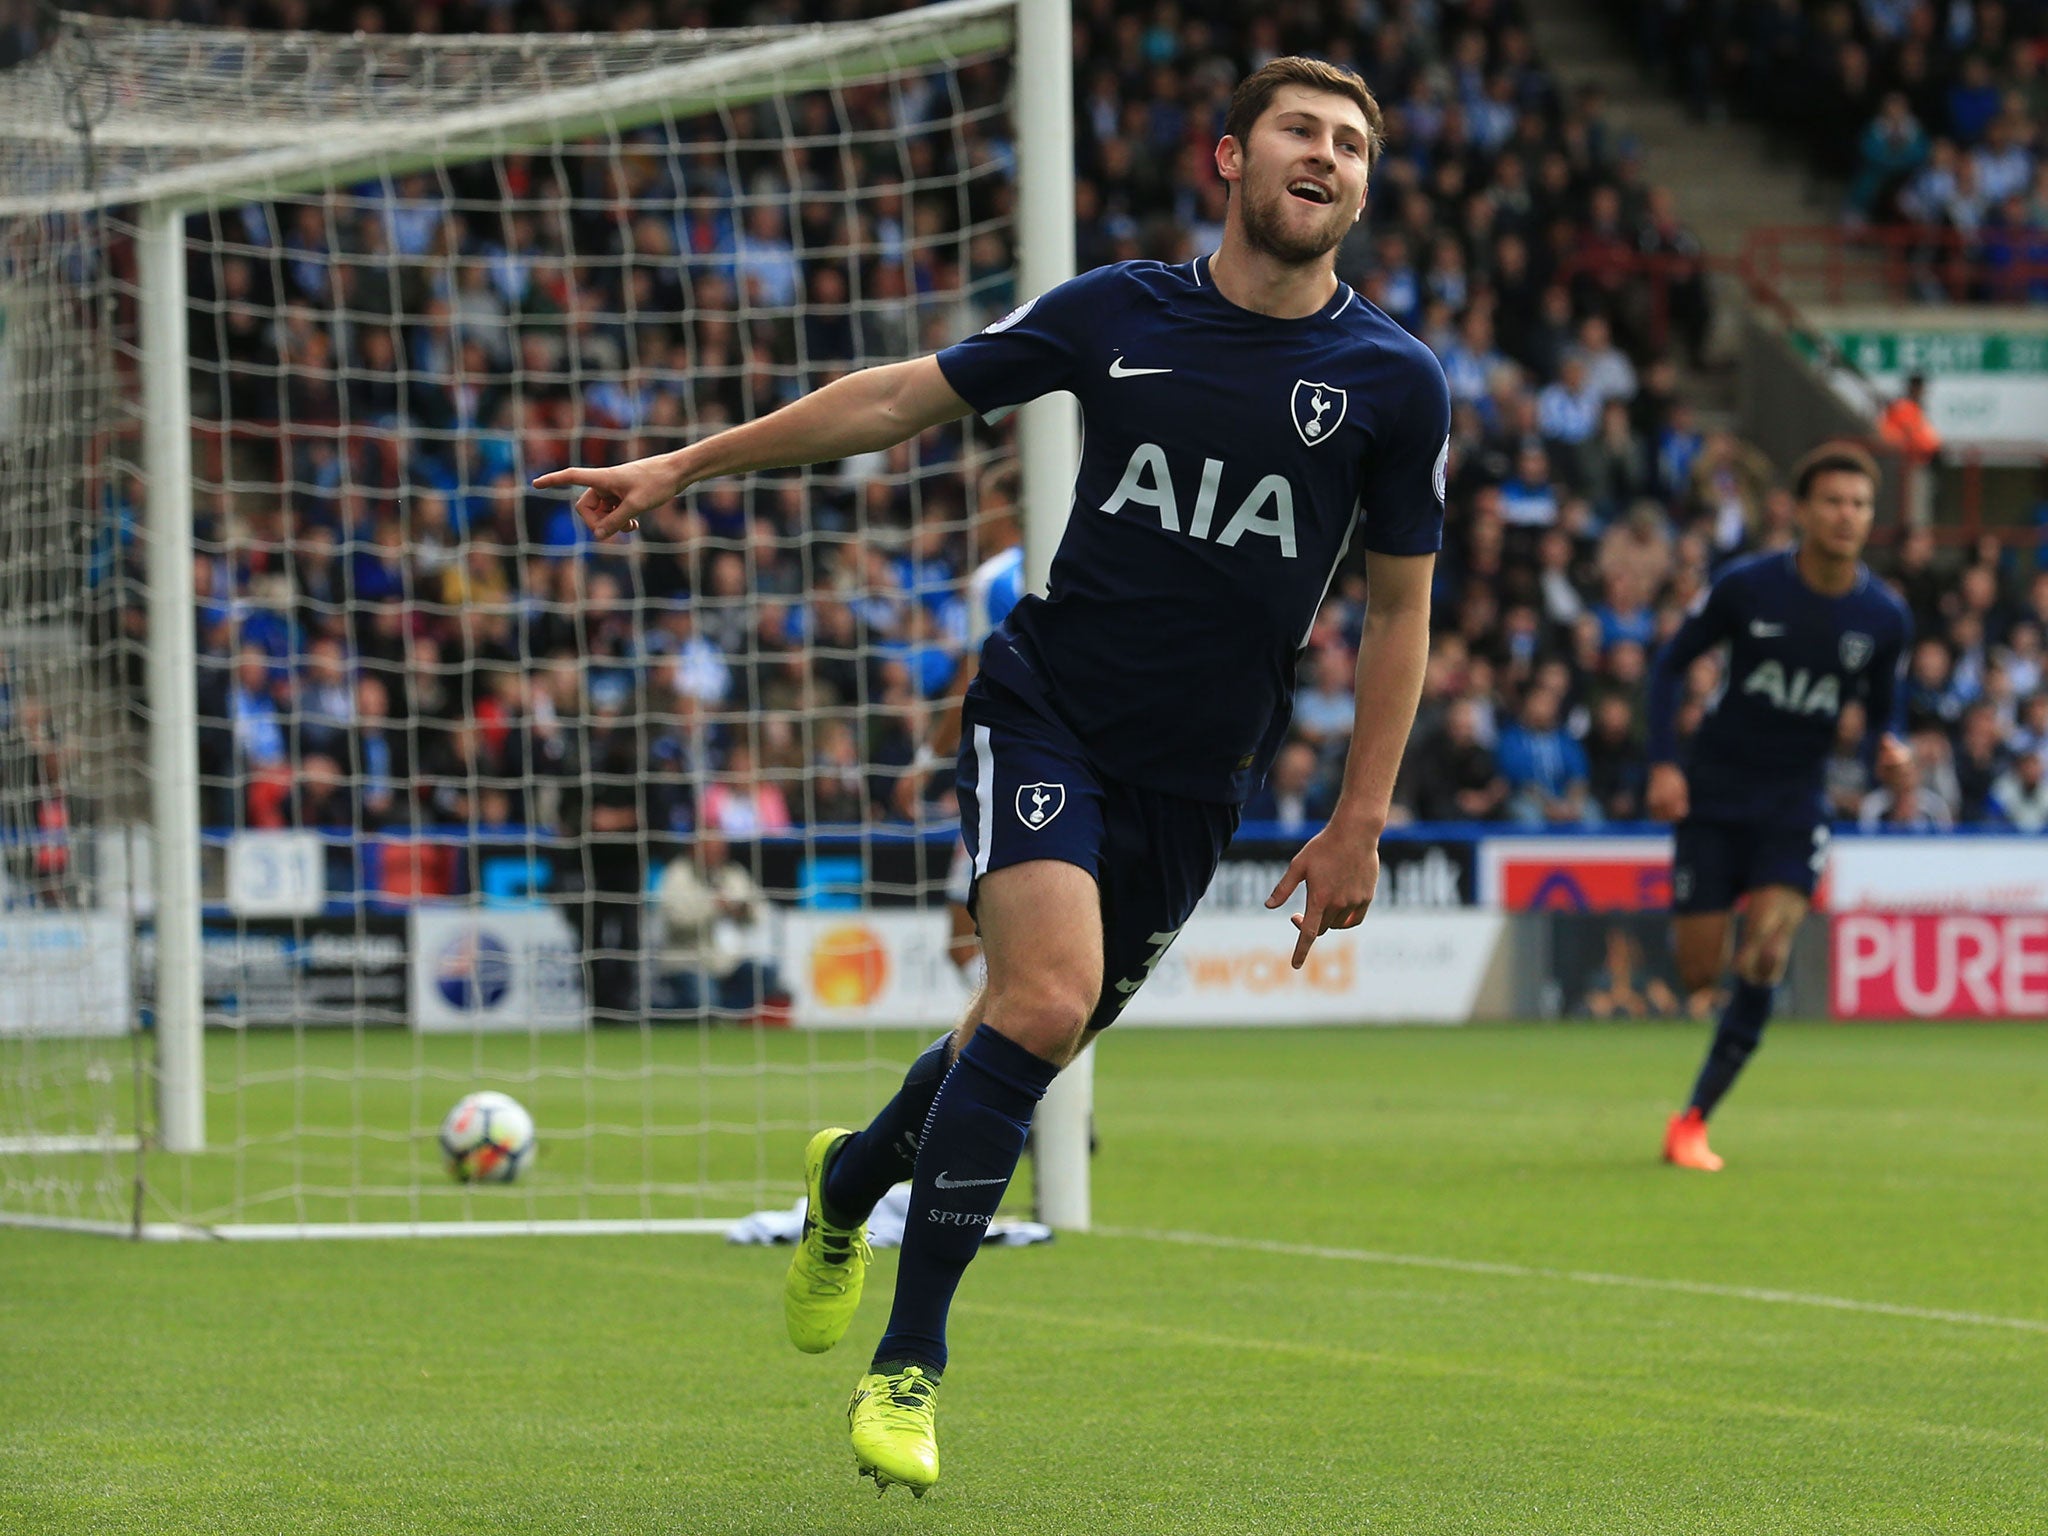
xmin=0 ymin=2 xmax=1022 ymax=1233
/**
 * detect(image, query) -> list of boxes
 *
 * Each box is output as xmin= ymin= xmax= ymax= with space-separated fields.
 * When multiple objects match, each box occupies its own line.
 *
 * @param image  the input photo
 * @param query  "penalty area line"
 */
xmin=1097 ymin=1225 xmax=2048 ymax=1336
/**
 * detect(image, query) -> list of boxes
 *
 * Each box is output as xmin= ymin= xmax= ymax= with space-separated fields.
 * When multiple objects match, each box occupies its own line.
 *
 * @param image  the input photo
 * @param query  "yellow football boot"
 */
xmin=848 ymin=1364 xmax=941 ymax=1496
xmin=782 ymin=1128 xmax=871 ymax=1353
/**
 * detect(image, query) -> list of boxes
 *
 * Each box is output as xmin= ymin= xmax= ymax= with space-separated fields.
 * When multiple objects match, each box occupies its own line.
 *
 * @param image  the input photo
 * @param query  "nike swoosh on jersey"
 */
xmin=932 ymin=1170 xmax=1007 ymax=1189
xmin=1108 ymin=356 xmax=1172 ymax=378
xmin=1749 ymin=621 xmax=1786 ymax=637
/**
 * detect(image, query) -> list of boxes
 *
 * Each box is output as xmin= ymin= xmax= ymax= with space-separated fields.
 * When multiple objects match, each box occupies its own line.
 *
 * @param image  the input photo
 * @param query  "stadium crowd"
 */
xmin=16 ymin=0 xmax=2047 ymax=928
xmin=1606 ymin=0 xmax=2048 ymax=300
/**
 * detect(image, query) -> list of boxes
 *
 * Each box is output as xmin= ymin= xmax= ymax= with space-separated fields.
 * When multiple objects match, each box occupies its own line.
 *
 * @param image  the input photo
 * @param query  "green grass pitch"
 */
xmin=4 ymin=1021 xmax=2045 ymax=1534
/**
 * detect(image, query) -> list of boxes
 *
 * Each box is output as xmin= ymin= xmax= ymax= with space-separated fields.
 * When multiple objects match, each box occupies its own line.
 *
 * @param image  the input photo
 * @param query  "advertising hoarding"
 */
xmin=1831 ymin=913 xmax=2048 ymax=1019
xmin=136 ymin=915 xmax=410 ymax=1027
xmin=1478 ymin=835 xmax=1674 ymax=913
xmin=0 ymin=912 xmax=129 ymax=1037
xmin=1210 ymin=836 xmax=1474 ymax=909
xmin=1825 ymin=839 xmax=2048 ymax=914
xmin=778 ymin=909 xmax=1507 ymax=1029
xmin=410 ymin=906 xmax=585 ymax=1033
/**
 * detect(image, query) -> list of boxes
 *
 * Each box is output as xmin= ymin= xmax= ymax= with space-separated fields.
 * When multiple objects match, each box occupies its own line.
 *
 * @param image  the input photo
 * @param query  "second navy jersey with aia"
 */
xmin=1650 ymin=551 xmax=1911 ymax=825
xmin=936 ymin=256 xmax=1450 ymax=804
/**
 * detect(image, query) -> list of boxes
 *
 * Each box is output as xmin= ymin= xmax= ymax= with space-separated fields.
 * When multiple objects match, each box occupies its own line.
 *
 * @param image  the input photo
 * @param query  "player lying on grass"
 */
xmin=1647 ymin=442 xmax=1911 ymax=1172
xmin=535 ymin=55 xmax=1447 ymax=1497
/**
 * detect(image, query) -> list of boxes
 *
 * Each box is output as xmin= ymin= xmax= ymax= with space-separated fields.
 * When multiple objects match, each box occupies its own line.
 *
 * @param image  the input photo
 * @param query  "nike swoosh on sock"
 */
xmin=932 ymin=1170 xmax=1007 ymax=1189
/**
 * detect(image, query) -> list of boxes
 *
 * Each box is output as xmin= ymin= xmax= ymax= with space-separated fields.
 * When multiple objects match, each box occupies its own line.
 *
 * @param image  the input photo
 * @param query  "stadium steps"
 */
xmin=1528 ymin=2 xmax=1890 ymax=413
xmin=1527 ymin=4 xmax=1819 ymax=255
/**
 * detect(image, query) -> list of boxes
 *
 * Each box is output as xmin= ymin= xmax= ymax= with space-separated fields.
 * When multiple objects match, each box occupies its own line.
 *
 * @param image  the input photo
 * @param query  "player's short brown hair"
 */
xmin=1790 ymin=440 xmax=1881 ymax=501
xmin=1224 ymin=57 xmax=1385 ymax=169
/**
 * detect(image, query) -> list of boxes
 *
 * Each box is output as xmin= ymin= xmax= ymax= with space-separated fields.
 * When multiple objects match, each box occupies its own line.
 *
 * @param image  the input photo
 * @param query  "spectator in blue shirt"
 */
xmin=1904 ymin=636 xmax=1966 ymax=732
xmin=1498 ymin=684 xmax=1595 ymax=827
xmin=1538 ymin=352 xmax=1601 ymax=452
xmin=1242 ymin=740 xmax=1335 ymax=833
xmin=1290 ymin=645 xmax=1359 ymax=758
xmin=1499 ymin=443 xmax=1562 ymax=529
xmin=1439 ymin=307 xmax=1507 ymax=406
xmin=732 ymin=203 xmax=801 ymax=309
xmin=1594 ymin=569 xmax=1659 ymax=651
xmin=1655 ymin=401 xmax=1705 ymax=502
xmin=1946 ymin=55 xmax=2002 ymax=146
xmin=230 ymin=646 xmax=289 ymax=771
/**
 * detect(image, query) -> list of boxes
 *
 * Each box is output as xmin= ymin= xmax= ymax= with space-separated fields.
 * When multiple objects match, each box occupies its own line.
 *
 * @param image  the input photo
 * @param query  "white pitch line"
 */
xmin=1098 ymin=1225 xmax=2048 ymax=1337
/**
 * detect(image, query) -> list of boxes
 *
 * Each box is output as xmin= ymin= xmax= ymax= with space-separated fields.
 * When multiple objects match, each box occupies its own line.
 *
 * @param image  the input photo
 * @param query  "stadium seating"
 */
xmin=1602 ymin=0 xmax=2047 ymax=301
xmin=10 ymin=0 xmax=2043 ymax=928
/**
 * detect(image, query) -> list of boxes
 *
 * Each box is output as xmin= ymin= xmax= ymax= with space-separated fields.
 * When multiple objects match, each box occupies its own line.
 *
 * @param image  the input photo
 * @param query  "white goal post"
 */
xmin=0 ymin=0 xmax=1085 ymax=1238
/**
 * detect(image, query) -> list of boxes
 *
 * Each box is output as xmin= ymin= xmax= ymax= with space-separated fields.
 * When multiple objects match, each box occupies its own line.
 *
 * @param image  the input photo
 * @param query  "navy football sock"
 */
xmin=873 ymin=1023 xmax=1058 ymax=1376
xmin=821 ymin=1031 xmax=956 ymax=1228
xmin=1688 ymin=979 xmax=1775 ymax=1118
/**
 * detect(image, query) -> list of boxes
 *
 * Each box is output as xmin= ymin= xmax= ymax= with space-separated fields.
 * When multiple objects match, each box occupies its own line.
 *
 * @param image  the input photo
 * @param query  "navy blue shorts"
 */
xmin=955 ymin=676 xmax=1239 ymax=1030
xmin=1671 ymin=817 xmax=1829 ymax=914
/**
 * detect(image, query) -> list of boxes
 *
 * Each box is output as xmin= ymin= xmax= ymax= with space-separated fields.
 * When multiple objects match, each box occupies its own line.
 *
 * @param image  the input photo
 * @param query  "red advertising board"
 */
xmin=1480 ymin=836 xmax=1674 ymax=913
xmin=1831 ymin=913 xmax=2048 ymax=1019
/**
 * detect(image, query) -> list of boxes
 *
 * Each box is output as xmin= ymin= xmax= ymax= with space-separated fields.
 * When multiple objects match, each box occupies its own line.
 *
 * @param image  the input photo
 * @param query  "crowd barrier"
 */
xmin=763 ymin=827 xmax=2044 ymax=1028
xmin=9 ymin=827 xmax=2041 ymax=1035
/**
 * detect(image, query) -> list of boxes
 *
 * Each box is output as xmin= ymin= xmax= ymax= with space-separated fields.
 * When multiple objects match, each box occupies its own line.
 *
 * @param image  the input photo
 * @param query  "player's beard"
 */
xmin=1237 ymin=159 xmax=1353 ymax=266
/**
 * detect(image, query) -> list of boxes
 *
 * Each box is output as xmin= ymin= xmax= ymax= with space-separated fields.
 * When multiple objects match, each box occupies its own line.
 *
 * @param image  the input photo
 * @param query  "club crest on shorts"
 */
xmin=1016 ymin=782 xmax=1065 ymax=830
xmin=1290 ymin=380 xmax=1348 ymax=447
xmin=1840 ymin=631 xmax=1874 ymax=671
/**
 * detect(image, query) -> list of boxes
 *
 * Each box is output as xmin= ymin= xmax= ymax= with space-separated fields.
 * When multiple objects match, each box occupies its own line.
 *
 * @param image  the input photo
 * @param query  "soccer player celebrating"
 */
xmin=1647 ymin=442 xmax=1911 ymax=1171
xmin=535 ymin=57 xmax=1448 ymax=1495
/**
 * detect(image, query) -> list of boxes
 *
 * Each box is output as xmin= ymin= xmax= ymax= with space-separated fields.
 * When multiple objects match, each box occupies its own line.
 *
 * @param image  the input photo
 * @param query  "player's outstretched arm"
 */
xmin=1267 ymin=550 xmax=1433 ymax=969
xmin=532 ymin=356 xmax=973 ymax=542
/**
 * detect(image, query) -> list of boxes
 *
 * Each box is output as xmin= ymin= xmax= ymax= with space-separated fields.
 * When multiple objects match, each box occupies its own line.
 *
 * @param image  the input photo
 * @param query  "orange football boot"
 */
xmin=1663 ymin=1107 xmax=1724 ymax=1172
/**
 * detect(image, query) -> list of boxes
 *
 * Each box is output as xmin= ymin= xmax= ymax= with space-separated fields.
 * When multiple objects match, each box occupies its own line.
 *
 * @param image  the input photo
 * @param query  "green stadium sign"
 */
xmin=1815 ymin=332 xmax=2048 ymax=375
xmin=1793 ymin=326 xmax=2048 ymax=448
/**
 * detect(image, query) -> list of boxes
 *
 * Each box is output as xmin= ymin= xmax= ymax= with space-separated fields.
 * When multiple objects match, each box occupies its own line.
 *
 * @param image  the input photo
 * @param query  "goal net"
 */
xmin=0 ymin=0 xmax=1082 ymax=1238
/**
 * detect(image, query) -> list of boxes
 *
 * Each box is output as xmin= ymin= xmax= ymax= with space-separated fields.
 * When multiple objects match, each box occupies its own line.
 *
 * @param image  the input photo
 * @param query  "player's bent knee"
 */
xmin=983 ymin=974 xmax=1097 ymax=1036
xmin=1736 ymin=921 xmax=1796 ymax=984
xmin=1738 ymin=940 xmax=1791 ymax=987
xmin=981 ymin=977 xmax=1094 ymax=1065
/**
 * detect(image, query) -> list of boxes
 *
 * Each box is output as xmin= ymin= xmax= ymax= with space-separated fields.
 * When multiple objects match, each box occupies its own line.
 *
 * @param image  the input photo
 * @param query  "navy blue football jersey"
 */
xmin=1648 ymin=550 xmax=1911 ymax=825
xmin=936 ymin=257 xmax=1451 ymax=803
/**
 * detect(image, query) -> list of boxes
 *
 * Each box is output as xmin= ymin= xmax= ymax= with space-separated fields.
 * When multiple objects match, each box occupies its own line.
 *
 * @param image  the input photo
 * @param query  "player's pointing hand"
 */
xmin=531 ymin=452 xmax=684 ymax=542
xmin=1266 ymin=822 xmax=1381 ymax=971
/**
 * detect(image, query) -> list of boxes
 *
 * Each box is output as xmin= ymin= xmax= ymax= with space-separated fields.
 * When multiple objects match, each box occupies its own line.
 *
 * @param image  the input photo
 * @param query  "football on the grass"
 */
xmin=439 ymin=1091 xmax=536 ymax=1183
